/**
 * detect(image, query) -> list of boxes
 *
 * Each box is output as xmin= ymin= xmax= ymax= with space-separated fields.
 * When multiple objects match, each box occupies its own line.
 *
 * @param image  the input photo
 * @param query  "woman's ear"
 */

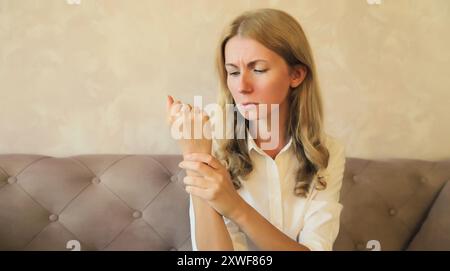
xmin=289 ymin=65 xmax=307 ymax=88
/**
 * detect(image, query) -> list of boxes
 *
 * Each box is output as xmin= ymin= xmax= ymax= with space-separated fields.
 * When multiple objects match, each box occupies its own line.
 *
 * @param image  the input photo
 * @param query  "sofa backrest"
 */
xmin=334 ymin=157 xmax=450 ymax=250
xmin=1 ymin=154 xmax=449 ymax=251
xmin=0 ymin=154 xmax=189 ymax=251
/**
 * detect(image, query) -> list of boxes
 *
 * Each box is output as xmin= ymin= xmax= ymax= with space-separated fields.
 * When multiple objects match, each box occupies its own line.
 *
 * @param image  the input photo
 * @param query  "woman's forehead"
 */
xmin=224 ymin=36 xmax=278 ymax=64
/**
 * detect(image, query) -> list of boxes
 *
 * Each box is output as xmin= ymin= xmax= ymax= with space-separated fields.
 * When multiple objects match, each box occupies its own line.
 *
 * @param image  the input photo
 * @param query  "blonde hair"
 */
xmin=214 ymin=8 xmax=329 ymax=197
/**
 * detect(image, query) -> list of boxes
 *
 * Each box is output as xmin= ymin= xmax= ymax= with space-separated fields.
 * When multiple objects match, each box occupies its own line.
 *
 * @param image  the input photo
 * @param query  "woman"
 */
xmin=167 ymin=8 xmax=345 ymax=251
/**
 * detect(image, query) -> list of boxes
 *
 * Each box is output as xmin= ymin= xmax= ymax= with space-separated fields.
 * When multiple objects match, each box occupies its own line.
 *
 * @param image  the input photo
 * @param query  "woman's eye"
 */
xmin=227 ymin=69 xmax=267 ymax=76
xmin=254 ymin=69 xmax=267 ymax=73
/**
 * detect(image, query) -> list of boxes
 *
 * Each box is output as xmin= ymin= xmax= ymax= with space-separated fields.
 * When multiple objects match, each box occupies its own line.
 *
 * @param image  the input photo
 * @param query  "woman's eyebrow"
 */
xmin=225 ymin=59 xmax=268 ymax=68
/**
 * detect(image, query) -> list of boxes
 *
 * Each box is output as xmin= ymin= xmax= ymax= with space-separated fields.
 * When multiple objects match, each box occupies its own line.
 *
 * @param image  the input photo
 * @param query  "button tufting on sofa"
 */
xmin=0 ymin=154 xmax=449 ymax=251
xmin=132 ymin=211 xmax=142 ymax=219
xmin=170 ymin=175 xmax=178 ymax=182
xmin=7 ymin=176 xmax=17 ymax=184
xmin=352 ymin=175 xmax=361 ymax=183
xmin=420 ymin=177 xmax=428 ymax=184
xmin=48 ymin=214 xmax=59 ymax=222
xmin=91 ymin=177 xmax=101 ymax=184
xmin=389 ymin=208 xmax=397 ymax=216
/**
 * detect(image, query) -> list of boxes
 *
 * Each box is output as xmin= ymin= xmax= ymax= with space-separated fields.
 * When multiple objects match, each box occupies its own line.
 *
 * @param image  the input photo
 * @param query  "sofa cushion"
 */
xmin=407 ymin=181 xmax=450 ymax=250
xmin=333 ymin=158 xmax=450 ymax=251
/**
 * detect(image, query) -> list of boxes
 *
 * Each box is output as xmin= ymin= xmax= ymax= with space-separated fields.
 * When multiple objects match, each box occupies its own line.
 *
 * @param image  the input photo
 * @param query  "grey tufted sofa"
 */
xmin=0 ymin=154 xmax=449 ymax=251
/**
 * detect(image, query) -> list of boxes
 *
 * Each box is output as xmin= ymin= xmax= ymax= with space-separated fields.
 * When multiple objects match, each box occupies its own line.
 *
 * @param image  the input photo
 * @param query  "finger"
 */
xmin=200 ymin=111 xmax=210 ymax=121
xmin=171 ymin=102 xmax=183 ymax=117
xmin=167 ymin=94 xmax=181 ymax=114
xmin=167 ymin=102 xmax=183 ymax=124
xmin=190 ymin=106 xmax=208 ymax=117
xmin=183 ymin=176 xmax=210 ymax=189
xmin=193 ymin=106 xmax=201 ymax=114
xmin=168 ymin=96 xmax=182 ymax=114
xmin=166 ymin=95 xmax=174 ymax=112
xmin=179 ymin=160 xmax=216 ymax=178
xmin=192 ymin=107 xmax=210 ymax=123
xmin=183 ymin=153 xmax=221 ymax=170
xmin=166 ymin=95 xmax=175 ymax=124
xmin=181 ymin=103 xmax=193 ymax=113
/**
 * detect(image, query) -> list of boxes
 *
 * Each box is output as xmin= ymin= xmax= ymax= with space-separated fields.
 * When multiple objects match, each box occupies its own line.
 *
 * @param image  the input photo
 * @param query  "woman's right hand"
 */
xmin=166 ymin=95 xmax=212 ymax=155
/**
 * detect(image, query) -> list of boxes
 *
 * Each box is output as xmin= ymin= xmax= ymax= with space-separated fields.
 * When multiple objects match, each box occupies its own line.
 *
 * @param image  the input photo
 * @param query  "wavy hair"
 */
xmin=213 ymin=8 xmax=329 ymax=197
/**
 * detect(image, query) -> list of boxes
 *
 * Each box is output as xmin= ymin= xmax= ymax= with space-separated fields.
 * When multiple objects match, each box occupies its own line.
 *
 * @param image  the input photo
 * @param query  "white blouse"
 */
xmin=189 ymin=132 xmax=346 ymax=251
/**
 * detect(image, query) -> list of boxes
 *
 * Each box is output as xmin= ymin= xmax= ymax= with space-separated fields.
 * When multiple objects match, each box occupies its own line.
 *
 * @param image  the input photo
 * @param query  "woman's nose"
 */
xmin=238 ymin=72 xmax=252 ymax=93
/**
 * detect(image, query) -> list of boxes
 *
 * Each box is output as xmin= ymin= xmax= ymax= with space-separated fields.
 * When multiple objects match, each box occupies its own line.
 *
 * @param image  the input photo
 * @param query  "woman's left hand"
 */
xmin=179 ymin=153 xmax=245 ymax=220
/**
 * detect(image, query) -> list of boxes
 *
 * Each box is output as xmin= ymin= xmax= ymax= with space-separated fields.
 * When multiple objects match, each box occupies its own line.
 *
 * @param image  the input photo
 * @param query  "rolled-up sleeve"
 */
xmin=298 ymin=138 xmax=346 ymax=251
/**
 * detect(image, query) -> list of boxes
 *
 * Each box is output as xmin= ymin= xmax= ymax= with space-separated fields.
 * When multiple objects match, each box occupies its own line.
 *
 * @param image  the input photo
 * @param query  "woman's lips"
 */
xmin=240 ymin=103 xmax=259 ymax=110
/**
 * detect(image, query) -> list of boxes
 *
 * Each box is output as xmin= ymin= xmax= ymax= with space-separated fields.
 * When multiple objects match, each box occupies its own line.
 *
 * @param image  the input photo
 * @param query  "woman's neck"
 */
xmin=255 ymin=132 xmax=288 ymax=160
xmin=252 ymin=102 xmax=289 ymax=159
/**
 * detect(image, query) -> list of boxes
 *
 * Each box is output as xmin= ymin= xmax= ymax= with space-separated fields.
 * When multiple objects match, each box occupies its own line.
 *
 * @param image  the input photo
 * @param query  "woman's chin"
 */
xmin=235 ymin=105 xmax=257 ymax=119
xmin=237 ymin=109 xmax=259 ymax=121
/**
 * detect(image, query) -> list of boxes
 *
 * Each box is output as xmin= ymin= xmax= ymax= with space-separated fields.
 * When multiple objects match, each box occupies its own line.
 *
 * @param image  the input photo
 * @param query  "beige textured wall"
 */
xmin=0 ymin=0 xmax=449 ymax=160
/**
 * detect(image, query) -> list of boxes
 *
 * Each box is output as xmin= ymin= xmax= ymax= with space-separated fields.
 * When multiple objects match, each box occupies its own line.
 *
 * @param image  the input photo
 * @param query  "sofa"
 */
xmin=0 ymin=154 xmax=449 ymax=251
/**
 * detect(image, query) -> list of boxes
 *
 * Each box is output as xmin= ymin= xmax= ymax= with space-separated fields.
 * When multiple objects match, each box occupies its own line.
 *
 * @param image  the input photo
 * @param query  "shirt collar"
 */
xmin=246 ymin=129 xmax=293 ymax=157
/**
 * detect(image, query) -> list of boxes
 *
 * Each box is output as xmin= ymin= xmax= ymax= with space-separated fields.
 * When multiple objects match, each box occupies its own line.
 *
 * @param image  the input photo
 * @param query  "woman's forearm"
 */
xmin=191 ymin=195 xmax=234 ymax=250
xmin=233 ymin=200 xmax=310 ymax=251
xmin=187 ymin=169 xmax=234 ymax=251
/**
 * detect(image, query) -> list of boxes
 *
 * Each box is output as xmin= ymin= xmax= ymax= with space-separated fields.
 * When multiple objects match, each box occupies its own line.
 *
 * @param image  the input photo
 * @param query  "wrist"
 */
xmin=192 ymin=195 xmax=220 ymax=215
xmin=181 ymin=141 xmax=212 ymax=155
xmin=230 ymin=197 xmax=250 ymax=227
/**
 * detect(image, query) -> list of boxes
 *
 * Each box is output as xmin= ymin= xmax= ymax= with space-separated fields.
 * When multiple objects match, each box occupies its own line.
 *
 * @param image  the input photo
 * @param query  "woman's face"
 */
xmin=224 ymin=36 xmax=304 ymax=121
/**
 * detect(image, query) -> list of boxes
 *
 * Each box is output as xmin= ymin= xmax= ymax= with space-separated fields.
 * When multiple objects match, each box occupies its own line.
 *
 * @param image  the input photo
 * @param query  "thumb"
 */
xmin=166 ymin=95 xmax=174 ymax=112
